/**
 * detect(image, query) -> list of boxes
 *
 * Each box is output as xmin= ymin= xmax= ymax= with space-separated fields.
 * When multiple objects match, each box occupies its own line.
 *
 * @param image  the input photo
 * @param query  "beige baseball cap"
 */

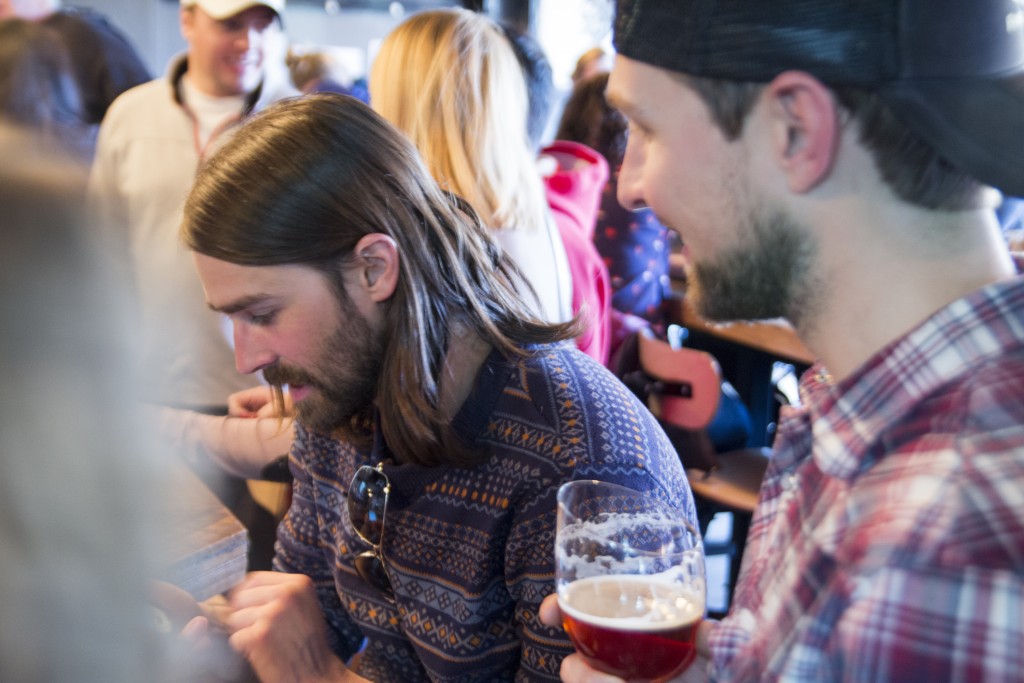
xmin=180 ymin=0 xmax=284 ymax=20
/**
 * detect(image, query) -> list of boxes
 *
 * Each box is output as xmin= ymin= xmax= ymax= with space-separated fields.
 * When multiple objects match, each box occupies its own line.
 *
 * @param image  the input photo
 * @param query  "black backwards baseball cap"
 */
xmin=614 ymin=0 xmax=1024 ymax=197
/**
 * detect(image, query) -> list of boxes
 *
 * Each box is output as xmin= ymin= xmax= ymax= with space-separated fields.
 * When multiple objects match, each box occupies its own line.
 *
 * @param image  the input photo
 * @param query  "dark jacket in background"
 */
xmin=43 ymin=6 xmax=150 ymax=124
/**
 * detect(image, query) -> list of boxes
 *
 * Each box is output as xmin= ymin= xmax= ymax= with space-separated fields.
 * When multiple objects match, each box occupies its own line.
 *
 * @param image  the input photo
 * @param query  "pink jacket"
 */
xmin=541 ymin=140 xmax=613 ymax=366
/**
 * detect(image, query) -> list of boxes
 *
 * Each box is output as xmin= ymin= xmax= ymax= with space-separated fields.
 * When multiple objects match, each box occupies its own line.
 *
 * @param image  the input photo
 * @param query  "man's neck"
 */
xmin=181 ymin=74 xmax=247 ymax=150
xmin=799 ymin=203 xmax=1014 ymax=382
xmin=181 ymin=72 xmax=247 ymax=105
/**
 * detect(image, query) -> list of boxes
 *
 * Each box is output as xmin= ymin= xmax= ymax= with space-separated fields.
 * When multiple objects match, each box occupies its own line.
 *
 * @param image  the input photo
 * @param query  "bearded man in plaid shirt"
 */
xmin=541 ymin=0 xmax=1024 ymax=681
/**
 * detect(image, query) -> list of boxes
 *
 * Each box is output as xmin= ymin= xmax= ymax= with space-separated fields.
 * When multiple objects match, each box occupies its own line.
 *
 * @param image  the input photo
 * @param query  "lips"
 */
xmin=288 ymin=384 xmax=313 ymax=402
xmin=263 ymin=364 xmax=316 ymax=391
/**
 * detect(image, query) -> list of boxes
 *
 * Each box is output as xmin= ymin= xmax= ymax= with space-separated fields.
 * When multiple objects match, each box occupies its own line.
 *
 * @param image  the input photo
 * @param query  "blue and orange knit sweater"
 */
xmin=274 ymin=342 xmax=694 ymax=681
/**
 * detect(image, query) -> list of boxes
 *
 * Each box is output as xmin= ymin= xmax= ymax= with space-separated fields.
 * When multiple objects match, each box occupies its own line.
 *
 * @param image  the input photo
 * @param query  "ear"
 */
xmin=764 ymin=71 xmax=840 ymax=194
xmin=352 ymin=233 xmax=399 ymax=303
xmin=180 ymin=7 xmax=194 ymax=39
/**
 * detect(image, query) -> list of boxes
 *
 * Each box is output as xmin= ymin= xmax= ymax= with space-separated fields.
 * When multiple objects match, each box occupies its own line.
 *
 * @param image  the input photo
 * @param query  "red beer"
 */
xmin=560 ymin=575 xmax=702 ymax=682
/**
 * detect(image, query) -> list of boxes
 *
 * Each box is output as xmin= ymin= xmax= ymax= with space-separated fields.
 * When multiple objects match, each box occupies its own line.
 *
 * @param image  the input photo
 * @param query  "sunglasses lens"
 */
xmin=355 ymin=550 xmax=394 ymax=598
xmin=348 ymin=466 xmax=388 ymax=546
xmin=348 ymin=465 xmax=394 ymax=599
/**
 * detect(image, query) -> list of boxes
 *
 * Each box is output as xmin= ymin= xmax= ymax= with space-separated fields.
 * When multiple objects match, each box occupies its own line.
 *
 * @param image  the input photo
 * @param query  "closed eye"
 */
xmin=246 ymin=310 xmax=277 ymax=326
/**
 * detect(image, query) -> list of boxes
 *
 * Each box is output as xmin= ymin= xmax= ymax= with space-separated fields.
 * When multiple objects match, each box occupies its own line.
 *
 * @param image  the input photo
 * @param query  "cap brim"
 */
xmin=188 ymin=0 xmax=283 ymax=20
xmin=881 ymin=73 xmax=1024 ymax=197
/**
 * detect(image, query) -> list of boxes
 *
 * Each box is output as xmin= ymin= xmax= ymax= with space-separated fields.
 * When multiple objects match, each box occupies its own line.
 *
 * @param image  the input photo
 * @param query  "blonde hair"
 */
xmin=369 ymin=8 xmax=547 ymax=233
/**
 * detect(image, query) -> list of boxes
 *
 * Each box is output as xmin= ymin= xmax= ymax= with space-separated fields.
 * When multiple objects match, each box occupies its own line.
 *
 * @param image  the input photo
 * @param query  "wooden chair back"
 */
xmin=636 ymin=327 xmax=722 ymax=431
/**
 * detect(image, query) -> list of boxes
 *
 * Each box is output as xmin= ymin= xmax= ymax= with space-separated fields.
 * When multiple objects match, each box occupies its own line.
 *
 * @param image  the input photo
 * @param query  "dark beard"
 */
xmin=691 ymin=205 xmax=818 ymax=326
xmin=263 ymin=308 xmax=386 ymax=435
xmin=298 ymin=350 xmax=380 ymax=436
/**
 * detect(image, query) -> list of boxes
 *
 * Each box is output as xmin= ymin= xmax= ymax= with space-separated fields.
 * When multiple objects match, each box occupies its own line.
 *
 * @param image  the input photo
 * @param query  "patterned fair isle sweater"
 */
xmin=274 ymin=342 xmax=695 ymax=682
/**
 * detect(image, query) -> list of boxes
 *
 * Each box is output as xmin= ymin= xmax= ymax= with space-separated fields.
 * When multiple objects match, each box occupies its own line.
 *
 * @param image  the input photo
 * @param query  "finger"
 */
xmin=227 ymin=387 xmax=272 ymax=416
xmin=560 ymin=654 xmax=626 ymax=683
xmin=200 ymin=595 xmax=233 ymax=629
xmin=676 ymin=655 xmax=711 ymax=683
xmin=256 ymin=402 xmax=279 ymax=418
xmin=228 ymin=572 xmax=310 ymax=611
xmin=224 ymin=603 xmax=264 ymax=634
xmin=226 ymin=396 xmax=254 ymax=417
xmin=230 ymin=570 xmax=291 ymax=592
xmin=539 ymin=593 xmax=563 ymax=627
xmin=180 ymin=615 xmax=210 ymax=643
xmin=228 ymin=583 xmax=285 ymax=612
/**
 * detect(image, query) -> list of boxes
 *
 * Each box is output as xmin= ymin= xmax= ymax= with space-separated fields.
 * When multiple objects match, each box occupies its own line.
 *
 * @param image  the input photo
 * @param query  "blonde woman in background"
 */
xmin=369 ymin=7 xmax=573 ymax=324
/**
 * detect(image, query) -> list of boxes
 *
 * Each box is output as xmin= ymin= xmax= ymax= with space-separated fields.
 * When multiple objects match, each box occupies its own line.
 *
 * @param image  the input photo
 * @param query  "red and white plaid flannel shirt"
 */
xmin=707 ymin=274 xmax=1024 ymax=682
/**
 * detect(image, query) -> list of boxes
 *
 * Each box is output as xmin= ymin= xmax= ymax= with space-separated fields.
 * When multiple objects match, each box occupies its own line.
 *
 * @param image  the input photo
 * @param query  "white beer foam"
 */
xmin=557 ymin=512 xmax=702 ymax=578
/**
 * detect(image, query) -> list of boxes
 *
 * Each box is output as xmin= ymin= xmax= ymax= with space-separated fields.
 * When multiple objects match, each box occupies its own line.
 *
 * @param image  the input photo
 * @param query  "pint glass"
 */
xmin=556 ymin=480 xmax=705 ymax=682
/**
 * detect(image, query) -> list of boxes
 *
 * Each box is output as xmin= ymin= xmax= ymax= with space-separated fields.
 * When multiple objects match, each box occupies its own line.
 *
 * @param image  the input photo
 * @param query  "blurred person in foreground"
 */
xmin=0 ymin=126 xmax=175 ymax=682
xmin=0 ymin=17 xmax=93 ymax=158
xmin=540 ymin=0 xmax=1024 ymax=681
xmin=180 ymin=94 xmax=694 ymax=682
xmin=0 ymin=0 xmax=149 ymax=125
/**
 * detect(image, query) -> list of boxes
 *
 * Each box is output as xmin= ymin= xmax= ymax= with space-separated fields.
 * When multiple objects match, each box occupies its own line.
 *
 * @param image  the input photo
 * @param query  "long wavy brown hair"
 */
xmin=182 ymin=94 xmax=579 ymax=466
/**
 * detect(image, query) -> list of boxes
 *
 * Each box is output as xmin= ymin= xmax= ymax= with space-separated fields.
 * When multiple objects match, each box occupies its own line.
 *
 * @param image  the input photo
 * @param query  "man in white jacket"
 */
xmin=90 ymin=0 xmax=290 ymax=570
xmin=90 ymin=0 xmax=285 ymax=412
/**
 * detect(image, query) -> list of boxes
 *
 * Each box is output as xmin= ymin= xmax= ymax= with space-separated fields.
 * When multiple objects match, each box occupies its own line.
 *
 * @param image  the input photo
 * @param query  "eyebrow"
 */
xmin=207 ymin=293 xmax=272 ymax=315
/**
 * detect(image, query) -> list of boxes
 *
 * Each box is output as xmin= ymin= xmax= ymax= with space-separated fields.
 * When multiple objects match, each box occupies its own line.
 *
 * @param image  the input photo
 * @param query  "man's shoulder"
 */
xmin=926 ymin=341 xmax=1024 ymax=429
xmin=43 ymin=7 xmax=105 ymax=38
xmin=515 ymin=344 xmax=680 ymax=443
xmin=517 ymin=343 xmax=623 ymax=392
xmin=844 ymin=369 xmax=1024 ymax=571
xmin=108 ymin=77 xmax=171 ymax=109
xmin=485 ymin=344 xmax=671 ymax=447
xmin=44 ymin=8 xmax=138 ymax=58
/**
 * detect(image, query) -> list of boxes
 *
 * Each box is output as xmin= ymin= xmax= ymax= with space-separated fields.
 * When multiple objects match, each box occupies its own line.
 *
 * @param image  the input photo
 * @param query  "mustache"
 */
xmin=262 ymin=364 xmax=318 ymax=388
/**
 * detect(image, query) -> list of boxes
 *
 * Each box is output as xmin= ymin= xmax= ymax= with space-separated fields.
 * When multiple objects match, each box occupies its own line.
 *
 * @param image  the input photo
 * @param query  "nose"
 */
xmin=616 ymin=138 xmax=648 ymax=211
xmin=233 ymin=322 xmax=276 ymax=375
xmin=234 ymin=28 xmax=252 ymax=52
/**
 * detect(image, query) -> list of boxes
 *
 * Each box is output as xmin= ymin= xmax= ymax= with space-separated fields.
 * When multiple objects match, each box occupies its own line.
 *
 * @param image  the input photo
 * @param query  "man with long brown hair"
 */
xmin=181 ymin=94 xmax=694 ymax=683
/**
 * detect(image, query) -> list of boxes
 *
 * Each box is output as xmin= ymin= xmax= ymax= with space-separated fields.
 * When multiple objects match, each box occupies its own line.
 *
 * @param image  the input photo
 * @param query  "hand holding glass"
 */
xmin=556 ymin=480 xmax=705 ymax=682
